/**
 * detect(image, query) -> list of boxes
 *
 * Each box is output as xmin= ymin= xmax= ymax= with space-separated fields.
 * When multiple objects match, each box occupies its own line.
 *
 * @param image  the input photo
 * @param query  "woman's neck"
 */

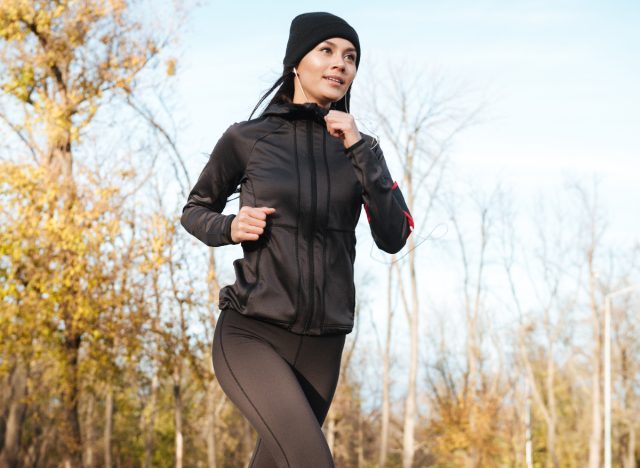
xmin=292 ymin=86 xmax=331 ymax=109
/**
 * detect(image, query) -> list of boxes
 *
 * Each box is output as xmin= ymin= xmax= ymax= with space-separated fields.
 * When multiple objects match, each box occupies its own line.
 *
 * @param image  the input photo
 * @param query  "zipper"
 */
xmin=293 ymin=121 xmax=302 ymax=328
xmin=319 ymin=129 xmax=329 ymax=330
xmin=303 ymin=120 xmax=317 ymax=333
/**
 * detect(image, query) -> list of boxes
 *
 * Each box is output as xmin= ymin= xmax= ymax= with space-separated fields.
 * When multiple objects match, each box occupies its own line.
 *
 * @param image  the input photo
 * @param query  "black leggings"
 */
xmin=212 ymin=308 xmax=346 ymax=468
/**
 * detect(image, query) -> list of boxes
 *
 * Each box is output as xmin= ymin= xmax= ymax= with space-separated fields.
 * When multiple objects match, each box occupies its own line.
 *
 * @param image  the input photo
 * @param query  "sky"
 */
xmin=172 ymin=1 xmax=640 ymax=358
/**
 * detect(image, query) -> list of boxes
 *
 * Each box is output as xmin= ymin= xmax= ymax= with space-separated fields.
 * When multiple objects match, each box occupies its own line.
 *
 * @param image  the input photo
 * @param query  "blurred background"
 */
xmin=1 ymin=0 xmax=638 ymax=466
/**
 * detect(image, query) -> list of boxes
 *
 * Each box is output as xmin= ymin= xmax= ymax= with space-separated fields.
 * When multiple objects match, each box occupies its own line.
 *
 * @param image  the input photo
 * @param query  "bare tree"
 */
xmin=502 ymin=193 xmax=579 ymax=468
xmin=570 ymin=182 xmax=607 ymax=468
xmin=444 ymin=186 xmax=503 ymax=467
xmin=379 ymin=257 xmax=395 ymax=467
xmin=363 ymin=62 xmax=482 ymax=468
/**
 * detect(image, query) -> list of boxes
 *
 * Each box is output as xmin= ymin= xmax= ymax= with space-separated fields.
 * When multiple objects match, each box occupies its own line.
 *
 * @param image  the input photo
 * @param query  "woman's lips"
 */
xmin=324 ymin=76 xmax=344 ymax=86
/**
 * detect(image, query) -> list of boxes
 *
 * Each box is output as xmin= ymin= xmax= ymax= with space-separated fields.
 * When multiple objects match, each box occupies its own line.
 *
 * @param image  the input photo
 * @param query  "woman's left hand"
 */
xmin=324 ymin=110 xmax=362 ymax=149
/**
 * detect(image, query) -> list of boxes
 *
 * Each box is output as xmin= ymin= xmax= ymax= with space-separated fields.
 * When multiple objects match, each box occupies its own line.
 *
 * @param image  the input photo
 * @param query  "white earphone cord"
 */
xmin=293 ymin=68 xmax=310 ymax=102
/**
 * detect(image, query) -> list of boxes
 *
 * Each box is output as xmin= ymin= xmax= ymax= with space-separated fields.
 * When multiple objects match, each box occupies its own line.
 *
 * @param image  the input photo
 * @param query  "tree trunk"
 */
xmin=206 ymin=240 xmax=221 ymax=468
xmin=143 ymin=371 xmax=159 ymax=468
xmin=525 ymin=383 xmax=533 ymax=468
xmin=466 ymin=313 xmax=478 ymax=468
xmin=35 ymin=426 xmax=54 ymax=468
xmin=624 ymin=426 xmax=636 ymax=468
xmin=622 ymin=346 xmax=636 ymax=468
xmin=84 ymin=394 xmax=94 ymax=468
xmin=588 ymin=359 xmax=602 ymax=468
xmin=208 ymin=248 xmax=221 ymax=314
xmin=104 ymin=386 xmax=113 ymax=468
xmin=206 ymin=381 xmax=218 ymax=468
xmin=0 ymin=363 xmax=28 ymax=468
xmin=45 ymin=129 xmax=74 ymax=185
xmin=173 ymin=368 xmax=184 ymax=468
xmin=243 ymin=418 xmax=254 ymax=466
xmin=546 ymin=343 xmax=558 ymax=468
xmin=519 ymin=332 xmax=556 ymax=468
xmin=358 ymin=410 xmax=365 ymax=468
xmin=326 ymin=407 xmax=336 ymax=456
xmin=62 ymin=333 xmax=83 ymax=468
xmin=402 ymin=230 xmax=418 ymax=468
xmin=379 ymin=262 xmax=393 ymax=468
xmin=587 ymin=253 xmax=602 ymax=468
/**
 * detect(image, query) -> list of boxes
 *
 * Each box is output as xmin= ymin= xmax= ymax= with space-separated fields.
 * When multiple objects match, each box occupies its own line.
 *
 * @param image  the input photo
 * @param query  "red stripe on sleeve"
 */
xmin=364 ymin=203 xmax=371 ymax=223
xmin=403 ymin=210 xmax=414 ymax=232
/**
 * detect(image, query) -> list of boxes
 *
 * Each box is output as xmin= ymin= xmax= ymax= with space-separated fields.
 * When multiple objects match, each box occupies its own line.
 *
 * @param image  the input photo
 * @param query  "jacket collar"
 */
xmin=262 ymin=101 xmax=329 ymax=126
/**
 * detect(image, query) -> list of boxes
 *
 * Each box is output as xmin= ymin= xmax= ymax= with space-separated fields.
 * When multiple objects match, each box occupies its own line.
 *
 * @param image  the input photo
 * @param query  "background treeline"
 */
xmin=1 ymin=2 xmax=638 ymax=467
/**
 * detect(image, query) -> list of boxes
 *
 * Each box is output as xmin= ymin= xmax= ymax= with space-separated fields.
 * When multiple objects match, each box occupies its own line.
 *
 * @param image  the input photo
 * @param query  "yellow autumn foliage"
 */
xmin=0 ymin=0 xmax=174 ymax=151
xmin=0 ymin=161 xmax=122 ymax=355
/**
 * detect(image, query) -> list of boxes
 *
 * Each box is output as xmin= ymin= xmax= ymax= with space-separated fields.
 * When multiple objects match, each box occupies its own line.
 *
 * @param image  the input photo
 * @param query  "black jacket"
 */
xmin=181 ymin=101 xmax=414 ymax=335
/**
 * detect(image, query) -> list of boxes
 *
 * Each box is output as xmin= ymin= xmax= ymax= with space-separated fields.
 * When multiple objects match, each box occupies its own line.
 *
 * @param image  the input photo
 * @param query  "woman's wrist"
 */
xmin=343 ymin=131 xmax=362 ymax=149
xmin=228 ymin=215 xmax=239 ymax=244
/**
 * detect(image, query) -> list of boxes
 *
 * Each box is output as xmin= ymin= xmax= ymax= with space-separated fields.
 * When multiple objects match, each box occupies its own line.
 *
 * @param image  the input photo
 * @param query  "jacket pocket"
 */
xmin=244 ymin=226 xmax=299 ymax=324
xmin=322 ymin=230 xmax=356 ymax=326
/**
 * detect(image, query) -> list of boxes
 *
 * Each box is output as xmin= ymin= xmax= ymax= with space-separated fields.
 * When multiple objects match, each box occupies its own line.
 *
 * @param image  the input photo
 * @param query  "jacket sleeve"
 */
xmin=345 ymin=136 xmax=414 ymax=254
xmin=180 ymin=125 xmax=245 ymax=247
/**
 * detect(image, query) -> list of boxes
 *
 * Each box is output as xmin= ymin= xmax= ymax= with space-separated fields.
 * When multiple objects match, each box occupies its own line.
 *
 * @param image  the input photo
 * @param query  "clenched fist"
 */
xmin=324 ymin=110 xmax=362 ymax=149
xmin=230 ymin=206 xmax=276 ymax=243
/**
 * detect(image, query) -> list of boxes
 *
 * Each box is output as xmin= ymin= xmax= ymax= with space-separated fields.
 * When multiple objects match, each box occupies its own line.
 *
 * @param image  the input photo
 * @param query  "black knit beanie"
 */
xmin=283 ymin=12 xmax=361 ymax=69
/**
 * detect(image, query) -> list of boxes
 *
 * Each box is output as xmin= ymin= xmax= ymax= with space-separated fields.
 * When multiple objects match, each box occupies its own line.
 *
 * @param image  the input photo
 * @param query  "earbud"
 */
xmin=293 ymin=67 xmax=299 ymax=76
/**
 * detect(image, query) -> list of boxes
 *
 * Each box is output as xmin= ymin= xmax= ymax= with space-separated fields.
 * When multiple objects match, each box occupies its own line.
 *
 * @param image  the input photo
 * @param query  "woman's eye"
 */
xmin=319 ymin=47 xmax=356 ymax=62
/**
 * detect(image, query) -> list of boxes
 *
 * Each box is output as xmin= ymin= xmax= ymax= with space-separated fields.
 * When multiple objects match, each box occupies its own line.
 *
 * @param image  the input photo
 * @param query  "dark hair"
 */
xmin=248 ymin=66 xmax=352 ymax=120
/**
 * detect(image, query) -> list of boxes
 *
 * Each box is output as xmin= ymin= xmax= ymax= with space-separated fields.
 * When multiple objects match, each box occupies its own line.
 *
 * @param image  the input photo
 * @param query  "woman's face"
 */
xmin=292 ymin=37 xmax=357 ymax=109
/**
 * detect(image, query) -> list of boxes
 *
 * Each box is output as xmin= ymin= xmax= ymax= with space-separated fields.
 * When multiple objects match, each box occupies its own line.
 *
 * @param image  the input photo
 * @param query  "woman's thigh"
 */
xmin=289 ymin=332 xmax=345 ymax=425
xmin=247 ymin=324 xmax=346 ymax=467
xmin=212 ymin=309 xmax=337 ymax=468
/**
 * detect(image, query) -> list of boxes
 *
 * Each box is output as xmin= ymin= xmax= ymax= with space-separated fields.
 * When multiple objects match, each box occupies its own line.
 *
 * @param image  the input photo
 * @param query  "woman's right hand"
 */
xmin=230 ymin=206 xmax=276 ymax=243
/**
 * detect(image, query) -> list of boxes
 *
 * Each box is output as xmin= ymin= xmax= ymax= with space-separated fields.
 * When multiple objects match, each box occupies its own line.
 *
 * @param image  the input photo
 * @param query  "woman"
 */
xmin=181 ymin=12 xmax=414 ymax=467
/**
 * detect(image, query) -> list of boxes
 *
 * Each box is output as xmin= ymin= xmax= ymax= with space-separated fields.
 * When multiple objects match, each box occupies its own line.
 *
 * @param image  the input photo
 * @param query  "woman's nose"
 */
xmin=332 ymin=55 xmax=346 ymax=69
